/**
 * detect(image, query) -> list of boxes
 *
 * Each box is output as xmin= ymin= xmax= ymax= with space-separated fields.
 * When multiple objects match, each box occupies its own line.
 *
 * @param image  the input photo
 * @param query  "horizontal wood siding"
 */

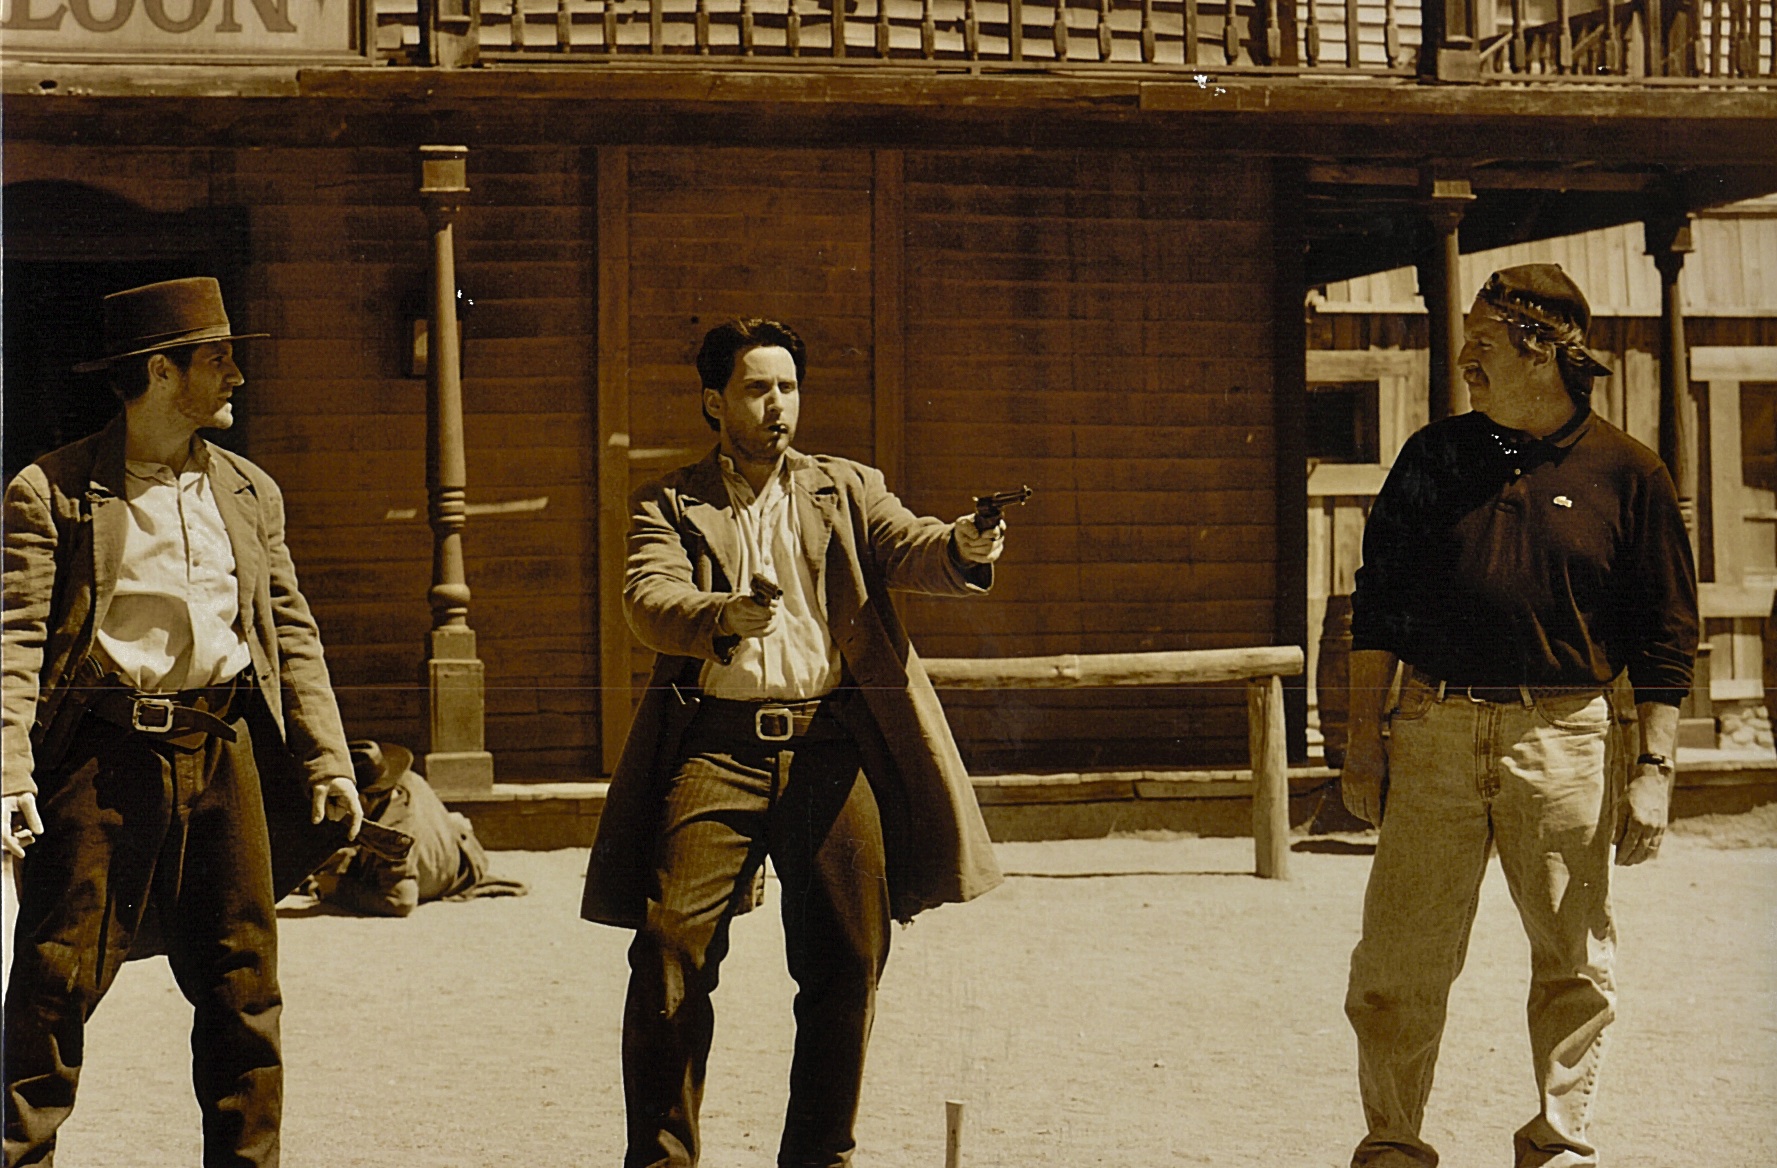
xmin=622 ymin=147 xmax=879 ymax=694
xmin=902 ymin=150 xmax=1278 ymax=770
xmin=2 ymin=144 xmax=602 ymax=780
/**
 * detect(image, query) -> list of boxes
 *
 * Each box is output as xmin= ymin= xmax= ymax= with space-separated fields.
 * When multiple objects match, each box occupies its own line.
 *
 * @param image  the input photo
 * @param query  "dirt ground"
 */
xmin=35 ymin=813 xmax=1777 ymax=1167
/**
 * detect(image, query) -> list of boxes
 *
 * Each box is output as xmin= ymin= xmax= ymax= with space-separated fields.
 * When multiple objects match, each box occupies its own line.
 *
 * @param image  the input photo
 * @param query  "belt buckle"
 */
xmin=755 ymin=706 xmax=794 ymax=742
xmin=131 ymin=696 xmax=177 ymax=733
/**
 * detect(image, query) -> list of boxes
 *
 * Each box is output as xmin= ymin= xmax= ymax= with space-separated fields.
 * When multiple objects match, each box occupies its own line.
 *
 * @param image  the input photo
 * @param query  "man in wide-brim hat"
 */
xmin=2 ymin=277 xmax=363 ymax=1167
xmin=1339 ymin=263 xmax=1699 ymax=1168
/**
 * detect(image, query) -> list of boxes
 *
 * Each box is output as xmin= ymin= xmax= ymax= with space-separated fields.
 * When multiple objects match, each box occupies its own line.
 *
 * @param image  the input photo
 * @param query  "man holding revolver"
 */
xmin=581 ymin=317 xmax=1005 ymax=1168
xmin=1340 ymin=265 xmax=1698 ymax=1168
xmin=3 ymin=278 xmax=362 ymax=1167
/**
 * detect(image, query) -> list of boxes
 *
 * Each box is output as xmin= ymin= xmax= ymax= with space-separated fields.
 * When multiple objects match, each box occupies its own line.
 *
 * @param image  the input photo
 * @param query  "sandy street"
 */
xmin=36 ymin=819 xmax=1777 ymax=1167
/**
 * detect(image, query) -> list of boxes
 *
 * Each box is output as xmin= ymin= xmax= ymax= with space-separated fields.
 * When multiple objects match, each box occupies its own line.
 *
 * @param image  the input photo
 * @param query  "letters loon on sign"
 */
xmin=1 ymin=0 xmax=357 ymax=59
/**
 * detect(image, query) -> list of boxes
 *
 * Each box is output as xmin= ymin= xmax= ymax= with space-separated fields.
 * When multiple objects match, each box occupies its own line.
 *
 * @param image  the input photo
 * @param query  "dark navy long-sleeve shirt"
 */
xmin=1350 ymin=408 xmax=1698 ymax=706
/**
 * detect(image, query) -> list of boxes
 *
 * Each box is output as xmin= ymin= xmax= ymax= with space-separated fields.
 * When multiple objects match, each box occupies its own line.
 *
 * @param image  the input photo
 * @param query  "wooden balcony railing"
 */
xmin=382 ymin=0 xmax=1774 ymax=80
xmin=382 ymin=0 xmax=1417 ymax=69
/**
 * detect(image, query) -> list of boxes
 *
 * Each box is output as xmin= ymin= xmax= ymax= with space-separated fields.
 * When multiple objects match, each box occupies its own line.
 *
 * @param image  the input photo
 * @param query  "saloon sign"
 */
xmin=1 ymin=0 xmax=356 ymax=57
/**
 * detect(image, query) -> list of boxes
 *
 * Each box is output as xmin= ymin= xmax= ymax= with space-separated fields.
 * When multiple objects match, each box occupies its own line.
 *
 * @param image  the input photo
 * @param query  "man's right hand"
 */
xmin=3 ymin=793 xmax=44 ymax=859
xmin=719 ymin=592 xmax=780 ymax=639
xmin=1340 ymin=730 xmax=1388 ymax=827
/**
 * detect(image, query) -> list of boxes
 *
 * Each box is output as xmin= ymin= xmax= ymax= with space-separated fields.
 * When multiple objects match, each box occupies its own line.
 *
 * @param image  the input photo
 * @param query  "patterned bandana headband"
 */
xmin=1475 ymin=271 xmax=1590 ymax=350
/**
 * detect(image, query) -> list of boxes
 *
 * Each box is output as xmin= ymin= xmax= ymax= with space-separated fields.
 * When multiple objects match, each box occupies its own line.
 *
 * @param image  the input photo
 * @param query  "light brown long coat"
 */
xmin=580 ymin=447 xmax=1004 ymax=927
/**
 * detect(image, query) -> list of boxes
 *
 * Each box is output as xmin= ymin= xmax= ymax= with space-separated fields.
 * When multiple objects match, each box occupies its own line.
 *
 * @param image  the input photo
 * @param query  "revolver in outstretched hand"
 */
xmin=973 ymin=486 xmax=1032 ymax=534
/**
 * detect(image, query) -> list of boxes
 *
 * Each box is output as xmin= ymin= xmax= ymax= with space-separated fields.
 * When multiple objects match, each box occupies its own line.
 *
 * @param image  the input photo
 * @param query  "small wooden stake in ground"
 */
xmin=945 ymin=1099 xmax=965 ymax=1168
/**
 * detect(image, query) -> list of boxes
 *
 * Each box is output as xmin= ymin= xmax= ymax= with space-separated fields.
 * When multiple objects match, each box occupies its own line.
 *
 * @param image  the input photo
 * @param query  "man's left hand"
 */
xmin=1615 ymin=764 xmax=1671 ymax=866
xmin=311 ymin=777 xmax=364 ymax=841
xmin=953 ymin=515 xmax=1006 ymax=565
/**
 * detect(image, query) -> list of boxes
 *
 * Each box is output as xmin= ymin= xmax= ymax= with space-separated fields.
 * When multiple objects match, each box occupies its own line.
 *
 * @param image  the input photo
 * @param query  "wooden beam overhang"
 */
xmin=4 ymin=63 xmax=1773 ymax=162
xmin=1302 ymin=160 xmax=1777 ymax=285
xmin=8 ymin=64 xmax=1771 ymax=289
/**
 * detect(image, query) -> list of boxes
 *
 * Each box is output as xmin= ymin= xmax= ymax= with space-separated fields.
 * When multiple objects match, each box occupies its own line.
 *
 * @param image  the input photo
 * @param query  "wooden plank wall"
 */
xmin=618 ymin=146 xmax=879 ymax=701
xmin=0 ymin=144 xmax=603 ymax=780
xmin=897 ymin=150 xmax=1279 ymax=770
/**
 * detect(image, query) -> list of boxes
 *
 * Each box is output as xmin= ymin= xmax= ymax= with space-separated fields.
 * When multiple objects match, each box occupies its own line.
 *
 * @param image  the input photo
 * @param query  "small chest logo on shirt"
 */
xmin=1552 ymin=495 xmax=1574 ymax=508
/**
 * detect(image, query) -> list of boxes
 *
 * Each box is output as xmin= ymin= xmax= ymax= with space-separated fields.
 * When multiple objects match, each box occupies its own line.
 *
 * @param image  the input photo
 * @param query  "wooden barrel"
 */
xmin=1317 ymin=594 xmax=1354 ymax=769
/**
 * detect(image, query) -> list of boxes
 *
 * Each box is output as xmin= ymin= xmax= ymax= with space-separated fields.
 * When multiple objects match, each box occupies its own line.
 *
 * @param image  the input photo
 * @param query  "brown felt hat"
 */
xmin=349 ymin=740 xmax=415 ymax=796
xmin=1475 ymin=264 xmax=1613 ymax=378
xmin=72 ymin=277 xmax=268 ymax=373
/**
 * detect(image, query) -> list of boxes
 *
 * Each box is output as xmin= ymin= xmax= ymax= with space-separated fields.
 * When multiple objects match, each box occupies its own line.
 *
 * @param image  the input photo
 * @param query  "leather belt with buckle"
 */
xmin=1408 ymin=667 xmax=1599 ymax=707
xmin=80 ymin=675 xmax=242 ymax=743
xmin=696 ymin=695 xmax=845 ymax=744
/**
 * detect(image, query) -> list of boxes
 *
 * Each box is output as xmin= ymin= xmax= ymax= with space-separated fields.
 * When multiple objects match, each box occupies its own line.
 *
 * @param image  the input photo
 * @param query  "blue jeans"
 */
xmin=1346 ymin=675 xmax=1618 ymax=1168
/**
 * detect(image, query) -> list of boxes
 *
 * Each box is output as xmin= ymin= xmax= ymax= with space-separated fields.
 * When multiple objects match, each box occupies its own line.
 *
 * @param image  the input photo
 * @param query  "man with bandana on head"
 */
xmin=1339 ymin=265 xmax=1699 ymax=1168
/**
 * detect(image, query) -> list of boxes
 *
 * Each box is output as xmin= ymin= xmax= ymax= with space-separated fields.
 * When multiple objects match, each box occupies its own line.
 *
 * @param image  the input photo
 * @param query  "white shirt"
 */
xmin=698 ymin=455 xmax=842 ymax=701
xmin=95 ymin=443 xmax=253 ymax=694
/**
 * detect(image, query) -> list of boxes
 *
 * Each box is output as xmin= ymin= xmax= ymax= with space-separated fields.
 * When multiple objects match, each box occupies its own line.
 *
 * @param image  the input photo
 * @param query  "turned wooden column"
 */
xmin=419 ymin=145 xmax=494 ymax=795
xmin=1646 ymin=209 xmax=1699 ymax=549
xmin=1419 ymin=173 xmax=1475 ymax=421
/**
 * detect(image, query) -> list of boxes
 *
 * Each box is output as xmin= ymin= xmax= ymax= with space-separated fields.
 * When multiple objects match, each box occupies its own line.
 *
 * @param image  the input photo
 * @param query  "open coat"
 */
xmin=1 ymin=415 xmax=357 ymax=933
xmin=580 ymin=447 xmax=1005 ymax=927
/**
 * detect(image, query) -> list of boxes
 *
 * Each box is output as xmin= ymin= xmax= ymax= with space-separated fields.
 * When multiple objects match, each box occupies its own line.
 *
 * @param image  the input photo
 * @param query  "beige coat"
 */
xmin=580 ymin=447 xmax=1004 ymax=927
xmin=2 ymin=414 xmax=353 ymax=798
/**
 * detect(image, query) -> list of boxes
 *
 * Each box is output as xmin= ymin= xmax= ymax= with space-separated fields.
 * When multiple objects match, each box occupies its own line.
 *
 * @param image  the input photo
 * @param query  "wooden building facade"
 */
xmin=1306 ymin=200 xmax=1777 ymax=752
xmin=4 ymin=0 xmax=1774 ymax=783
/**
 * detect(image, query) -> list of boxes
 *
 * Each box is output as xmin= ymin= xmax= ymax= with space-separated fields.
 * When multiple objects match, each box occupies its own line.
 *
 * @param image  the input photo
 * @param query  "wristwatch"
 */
xmin=1635 ymin=752 xmax=1675 ymax=776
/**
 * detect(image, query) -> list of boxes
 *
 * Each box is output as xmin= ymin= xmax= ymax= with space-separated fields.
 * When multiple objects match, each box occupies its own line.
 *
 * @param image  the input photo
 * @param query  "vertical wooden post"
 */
xmin=1647 ymin=209 xmax=1699 ymax=550
xmin=873 ymin=151 xmax=906 ymax=493
xmin=1249 ymin=674 xmax=1290 ymax=879
xmin=418 ymin=146 xmax=494 ymax=796
xmin=598 ymin=147 xmax=634 ymax=776
xmin=1274 ymin=160 xmax=1309 ymax=763
xmin=945 ymin=1100 xmax=965 ymax=1168
xmin=1419 ymin=172 xmax=1474 ymax=422
xmin=1644 ymin=0 xmax=1665 ymax=74
xmin=1010 ymin=0 xmax=1025 ymax=60
xmin=421 ymin=0 xmax=481 ymax=66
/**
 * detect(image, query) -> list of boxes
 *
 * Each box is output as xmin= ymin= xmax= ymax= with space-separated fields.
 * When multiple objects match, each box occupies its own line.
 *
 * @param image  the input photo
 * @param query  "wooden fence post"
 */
xmin=1248 ymin=673 xmax=1290 ymax=879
